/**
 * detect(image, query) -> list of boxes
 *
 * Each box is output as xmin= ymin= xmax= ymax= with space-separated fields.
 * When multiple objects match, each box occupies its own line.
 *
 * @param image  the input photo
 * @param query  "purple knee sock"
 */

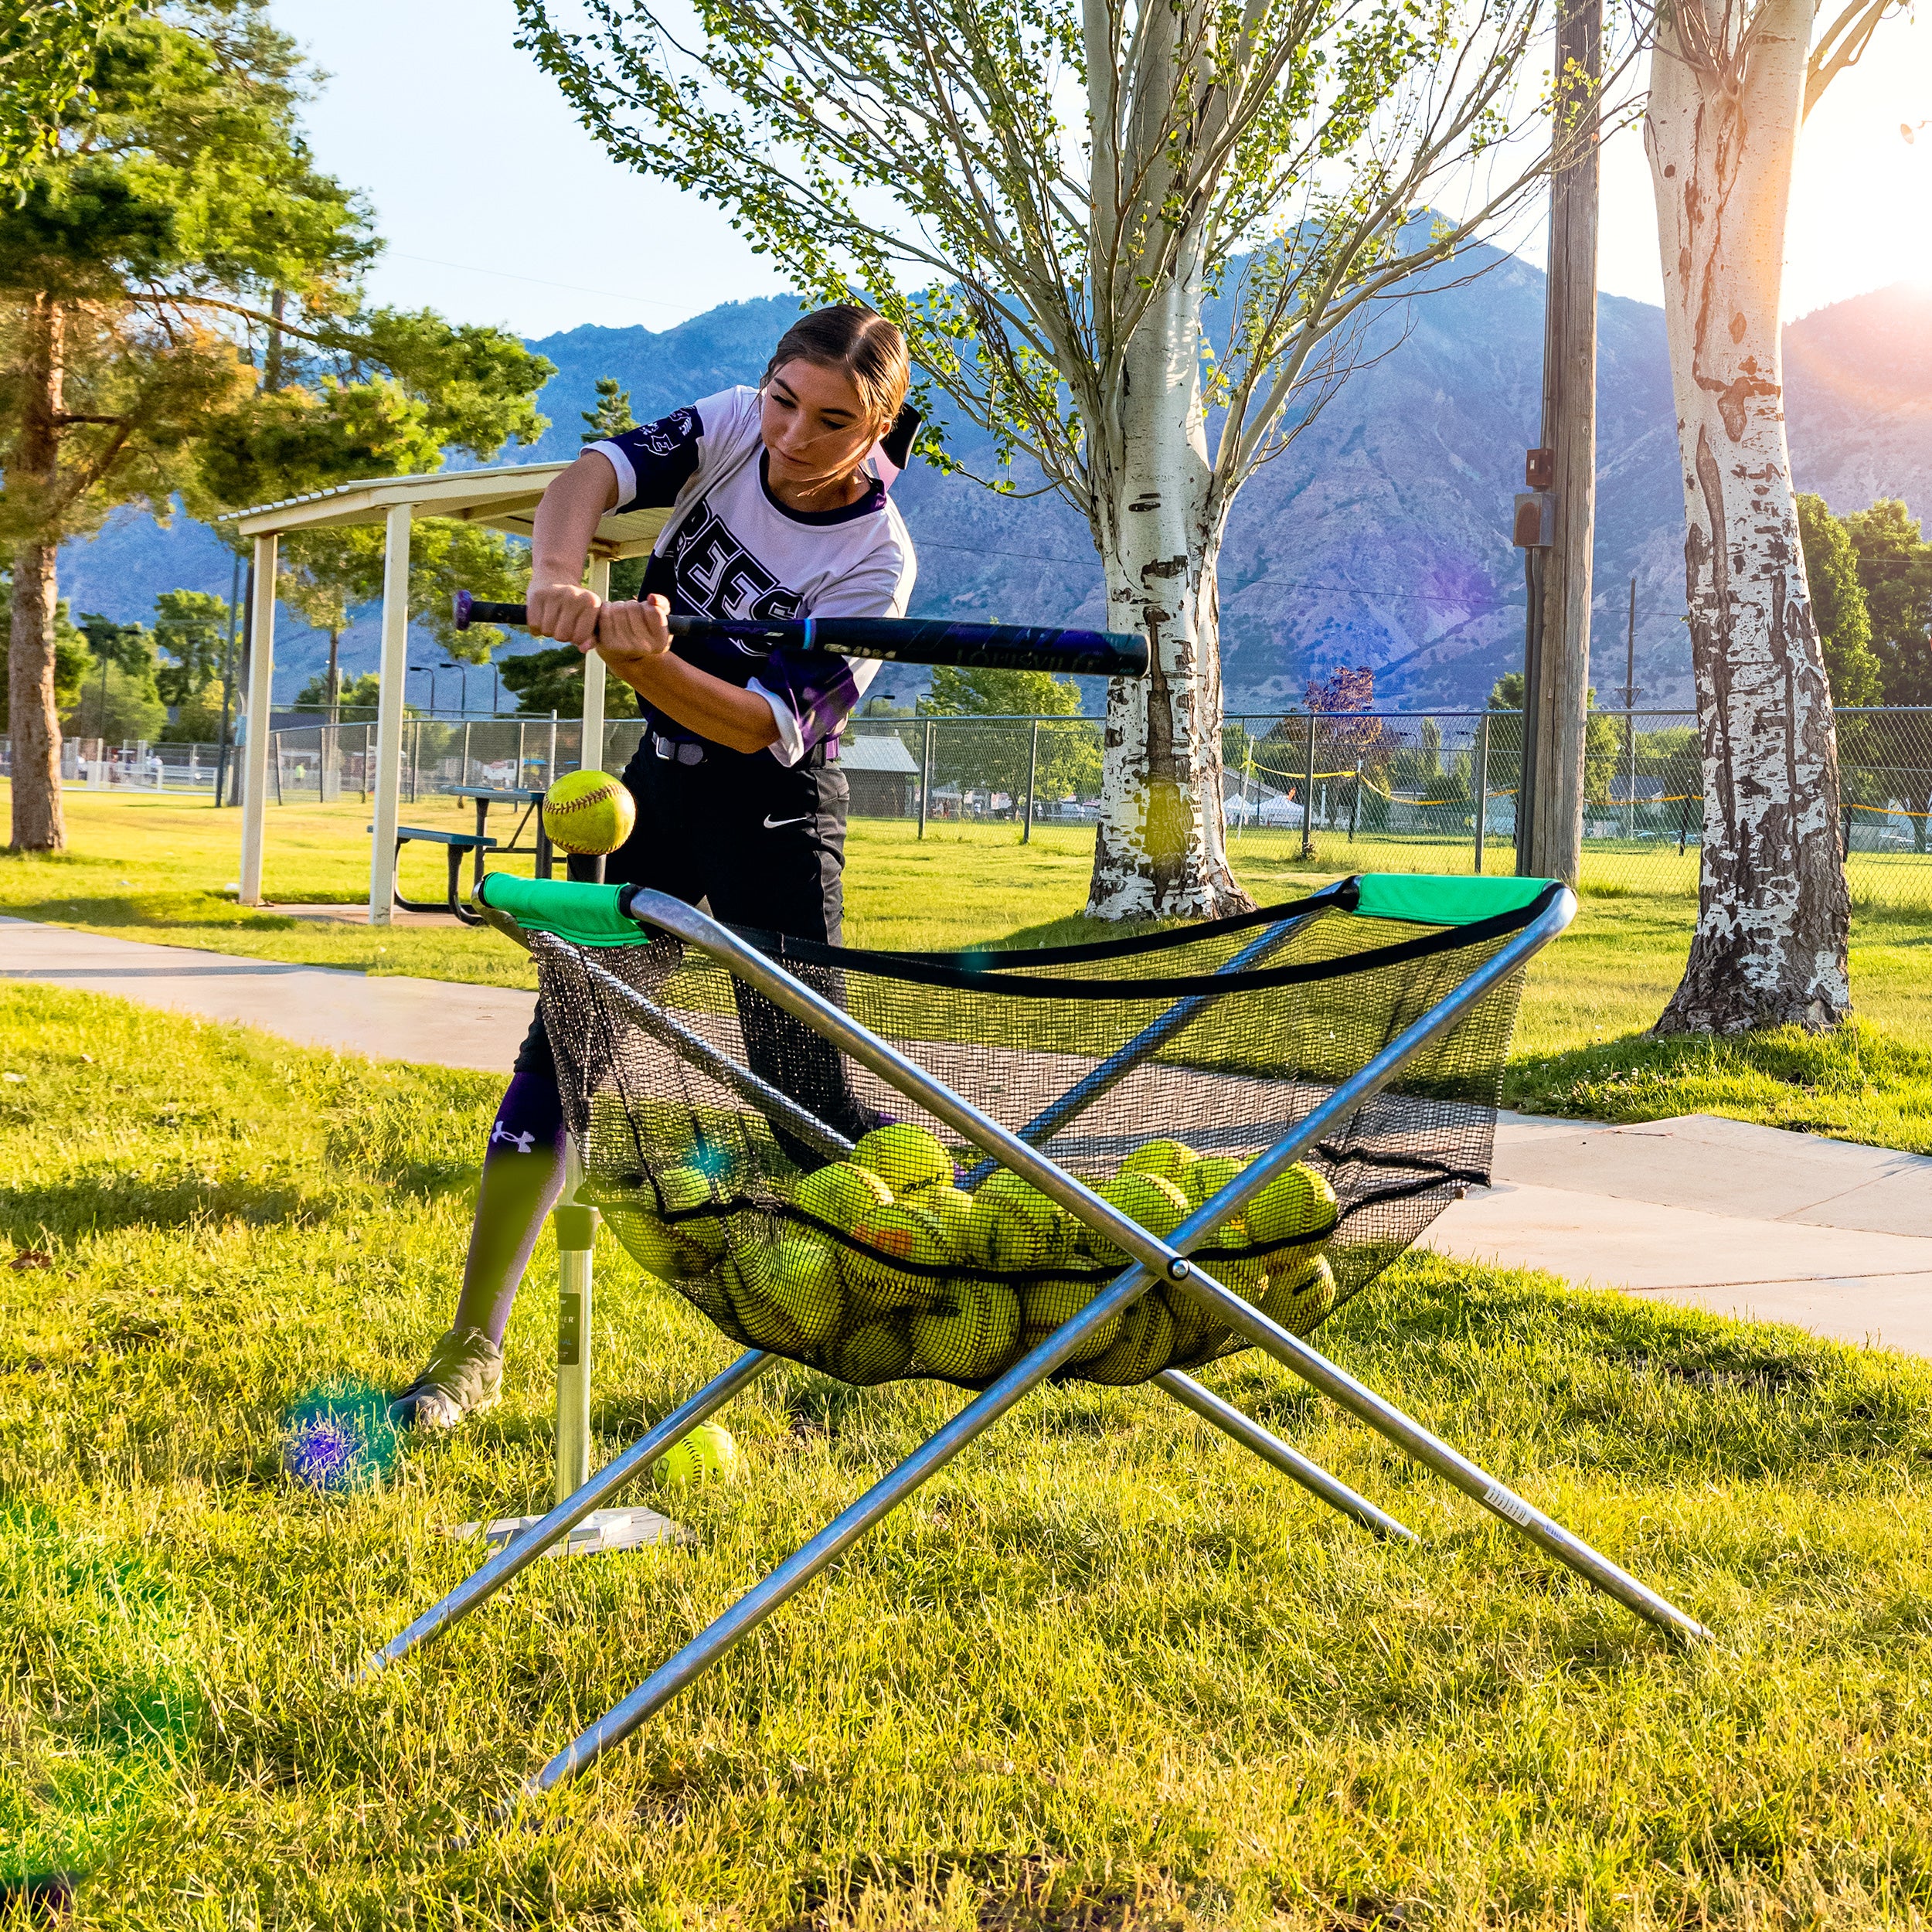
xmin=452 ymin=1072 xmax=568 ymax=1347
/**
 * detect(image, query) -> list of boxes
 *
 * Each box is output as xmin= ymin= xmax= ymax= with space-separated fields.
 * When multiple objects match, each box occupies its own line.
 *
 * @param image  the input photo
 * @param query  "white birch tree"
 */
xmin=1645 ymin=0 xmax=1904 ymax=1031
xmin=515 ymin=0 xmax=1588 ymax=919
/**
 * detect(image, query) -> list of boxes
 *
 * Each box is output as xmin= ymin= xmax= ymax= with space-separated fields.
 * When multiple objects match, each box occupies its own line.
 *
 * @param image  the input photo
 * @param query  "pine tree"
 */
xmin=1794 ymin=495 xmax=1882 ymax=706
xmin=1 ymin=3 xmax=552 ymax=852
xmin=580 ymin=376 xmax=637 ymax=442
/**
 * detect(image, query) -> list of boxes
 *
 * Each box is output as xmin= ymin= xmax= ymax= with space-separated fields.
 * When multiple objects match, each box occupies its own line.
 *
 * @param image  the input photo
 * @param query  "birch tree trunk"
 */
xmin=1645 ymin=0 xmax=1850 ymax=1033
xmin=1086 ymin=277 xmax=1251 ymax=920
xmin=8 ymin=296 xmax=66 ymax=855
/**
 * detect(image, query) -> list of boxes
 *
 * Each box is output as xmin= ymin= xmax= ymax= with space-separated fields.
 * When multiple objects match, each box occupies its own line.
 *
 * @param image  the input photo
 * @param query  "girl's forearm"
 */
xmin=530 ymin=454 xmax=617 ymax=588
xmin=607 ymin=649 xmax=782 ymax=755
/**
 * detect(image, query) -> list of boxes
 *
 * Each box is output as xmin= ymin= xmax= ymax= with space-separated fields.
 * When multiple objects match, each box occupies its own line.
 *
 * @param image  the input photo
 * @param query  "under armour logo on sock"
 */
xmin=490 ymin=1123 xmax=538 ymax=1155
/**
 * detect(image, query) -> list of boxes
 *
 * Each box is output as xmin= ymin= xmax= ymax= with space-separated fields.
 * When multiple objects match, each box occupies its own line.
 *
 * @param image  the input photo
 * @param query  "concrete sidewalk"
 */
xmin=1427 ymin=1114 xmax=1932 ymax=1354
xmin=0 ymin=916 xmax=534 ymax=1072
xmin=6 ymin=916 xmax=1929 ymax=1353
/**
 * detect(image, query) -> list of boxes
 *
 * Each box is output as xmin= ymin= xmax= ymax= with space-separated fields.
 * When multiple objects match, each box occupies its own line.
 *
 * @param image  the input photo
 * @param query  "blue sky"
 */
xmin=278 ymin=0 xmax=1930 ymax=342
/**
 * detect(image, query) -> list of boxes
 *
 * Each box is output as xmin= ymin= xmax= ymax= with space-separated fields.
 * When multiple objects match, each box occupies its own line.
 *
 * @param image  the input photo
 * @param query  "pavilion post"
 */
xmin=367 ymin=502 xmax=415 ymax=927
xmin=237 ymin=534 xmax=277 ymax=906
xmin=581 ymin=555 xmax=610 ymax=774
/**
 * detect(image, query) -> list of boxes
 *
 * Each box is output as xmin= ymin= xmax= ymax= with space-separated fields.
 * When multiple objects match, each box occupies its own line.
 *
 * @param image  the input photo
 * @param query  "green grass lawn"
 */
xmin=8 ymin=985 xmax=1932 ymax=1927
xmin=7 ymin=788 xmax=1932 ymax=1152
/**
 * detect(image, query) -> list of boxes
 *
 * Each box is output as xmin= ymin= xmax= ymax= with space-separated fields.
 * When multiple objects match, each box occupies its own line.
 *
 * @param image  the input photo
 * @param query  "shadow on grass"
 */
xmin=0 ymin=887 xmax=299 ymax=933
xmin=1503 ymin=1015 xmax=1932 ymax=1135
xmin=1324 ymin=1258 xmax=1932 ymax=1476
xmin=3 ymin=1168 xmax=325 ymax=1243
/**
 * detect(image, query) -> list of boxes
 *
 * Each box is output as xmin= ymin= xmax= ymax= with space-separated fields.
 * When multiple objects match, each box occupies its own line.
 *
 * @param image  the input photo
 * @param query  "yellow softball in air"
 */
xmin=542 ymin=768 xmax=637 ymax=855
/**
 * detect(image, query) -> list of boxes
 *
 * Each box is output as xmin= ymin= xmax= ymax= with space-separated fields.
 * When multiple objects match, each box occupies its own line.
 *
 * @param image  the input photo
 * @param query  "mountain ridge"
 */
xmin=53 ymin=264 xmax=1932 ymax=714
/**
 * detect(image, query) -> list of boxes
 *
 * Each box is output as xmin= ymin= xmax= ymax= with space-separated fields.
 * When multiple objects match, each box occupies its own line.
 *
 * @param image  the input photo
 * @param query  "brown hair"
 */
xmin=762 ymin=304 xmax=910 ymax=439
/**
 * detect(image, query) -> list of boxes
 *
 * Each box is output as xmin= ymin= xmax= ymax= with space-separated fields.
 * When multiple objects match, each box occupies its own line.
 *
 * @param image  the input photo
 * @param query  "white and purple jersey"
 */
xmin=589 ymin=386 xmax=917 ymax=765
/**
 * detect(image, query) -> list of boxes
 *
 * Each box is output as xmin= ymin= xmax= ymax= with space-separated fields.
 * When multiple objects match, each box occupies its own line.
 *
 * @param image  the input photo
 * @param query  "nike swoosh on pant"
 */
xmin=763 ymin=814 xmax=808 ymax=829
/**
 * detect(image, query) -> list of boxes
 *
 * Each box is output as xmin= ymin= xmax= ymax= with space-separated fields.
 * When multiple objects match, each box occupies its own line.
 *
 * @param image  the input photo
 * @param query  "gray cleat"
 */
xmin=389 ymin=1327 xmax=503 ymax=1431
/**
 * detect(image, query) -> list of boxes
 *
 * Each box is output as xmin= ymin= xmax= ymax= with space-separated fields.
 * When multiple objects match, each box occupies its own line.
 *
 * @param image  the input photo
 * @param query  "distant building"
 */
xmin=842 ymin=730 xmax=919 ymax=818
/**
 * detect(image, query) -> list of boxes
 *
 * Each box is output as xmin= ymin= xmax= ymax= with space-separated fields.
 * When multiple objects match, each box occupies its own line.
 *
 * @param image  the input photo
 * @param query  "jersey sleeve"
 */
xmin=747 ymin=524 xmax=916 ymax=766
xmin=587 ymin=405 xmax=704 ymax=513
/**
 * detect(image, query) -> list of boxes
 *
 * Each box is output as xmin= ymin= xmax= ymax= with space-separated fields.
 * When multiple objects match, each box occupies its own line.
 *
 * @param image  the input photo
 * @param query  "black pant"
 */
xmin=515 ymin=742 xmax=871 ymax=1158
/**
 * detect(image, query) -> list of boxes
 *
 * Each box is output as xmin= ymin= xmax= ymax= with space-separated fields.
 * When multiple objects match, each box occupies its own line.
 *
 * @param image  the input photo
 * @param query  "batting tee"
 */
xmin=223 ymin=468 xmax=670 ymax=925
xmin=366 ymin=870 xmax=1709 ymax=1809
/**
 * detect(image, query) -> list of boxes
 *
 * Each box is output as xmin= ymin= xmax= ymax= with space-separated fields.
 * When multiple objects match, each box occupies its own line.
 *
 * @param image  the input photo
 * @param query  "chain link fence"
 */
xmin=14 ymin=706 xmax=1930 ymax=910
xmin=837 ymin=708 xmax=1932 ymax=912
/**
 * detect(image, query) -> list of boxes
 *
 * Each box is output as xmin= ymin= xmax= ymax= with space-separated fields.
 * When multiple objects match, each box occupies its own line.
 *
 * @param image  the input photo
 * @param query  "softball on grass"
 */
xmin=793 ymin=1160 xmax=893 ymax=1231
xmin=852 ymin=1123 xmax=953 ymax=1196
xmin=1243 ymin=1162 xmax=1338 ymax=1250
xmin=1120 ymin=1138 xmax=1199 ymax=1185
xmin=1258 ymin=1254 xmax=1338 ymax=1336
xmin=911 ymin=1279 xmax=1020 ymax=1381
xmin=541 ymin=768 xmax=637 ymax=855
xmin=652 ymin=1421 xmax=738 ymax=1486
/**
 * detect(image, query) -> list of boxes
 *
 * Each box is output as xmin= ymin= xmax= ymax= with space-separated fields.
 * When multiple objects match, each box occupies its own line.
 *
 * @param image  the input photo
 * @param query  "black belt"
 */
xmin=647 ymin=730 xmax=842 ymax=768
xmin=649 ymin=731 xmax=705 ymax=766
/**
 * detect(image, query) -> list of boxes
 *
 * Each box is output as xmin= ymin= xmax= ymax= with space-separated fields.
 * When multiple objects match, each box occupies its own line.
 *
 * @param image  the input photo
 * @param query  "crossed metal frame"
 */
xmin=365 ymin=881 xmax=1707 ymax=1814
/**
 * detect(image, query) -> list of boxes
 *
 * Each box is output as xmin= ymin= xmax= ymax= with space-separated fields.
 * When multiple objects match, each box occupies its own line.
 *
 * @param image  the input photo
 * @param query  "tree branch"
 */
xmin=1804 ymin=0 xmax=1896 ymax=116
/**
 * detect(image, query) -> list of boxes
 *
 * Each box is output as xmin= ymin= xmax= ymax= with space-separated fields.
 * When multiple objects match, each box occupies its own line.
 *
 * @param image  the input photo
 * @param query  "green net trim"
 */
xmin=1350 ymin=874 xmax=1558 ymax=927
xmin=475 ymin=875 xmax=640 ymax=946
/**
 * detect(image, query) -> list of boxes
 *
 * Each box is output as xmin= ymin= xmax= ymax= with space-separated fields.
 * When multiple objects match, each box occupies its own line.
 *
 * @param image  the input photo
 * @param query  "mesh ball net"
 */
xmin=527 ymin=880 xmax=1548 ymax=1391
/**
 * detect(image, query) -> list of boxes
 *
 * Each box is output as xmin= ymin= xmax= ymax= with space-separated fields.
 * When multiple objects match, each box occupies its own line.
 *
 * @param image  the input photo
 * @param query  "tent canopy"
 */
xmin=226 ymin=461 xmax=671 ymax=923
xmin=231 ymin=459 xmax=672 ymax=556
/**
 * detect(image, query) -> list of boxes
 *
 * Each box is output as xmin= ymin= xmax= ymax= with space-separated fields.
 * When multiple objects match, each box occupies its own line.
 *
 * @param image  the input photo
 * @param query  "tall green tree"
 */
xmin=1794 ymin=494 xmax=1882 ymax=706
xmin=0 ymin=582 xmax=89 ymax=731
xmin=921 ymin=664 xmax=1097 ymax=807
xmin=151 ymin=587 xmax=227 ymax=705
xmin=1844 ymin=498 xmax=1932 ymax=853
xmin=1 ymin=2 xmax=551 ymax=855
xmin=72 ymin=610 xmax=165 ymax=739
xmin=516 ymin=0 xmax=1583 ymax=921
xmin=499 ymin=645 xmax=641 ymax=720
xmin=1845 ymin=499 xmax=1932 ymax=709
xmin=0 ymin=1 xmax=134 ymax=192
xmin=580 ymin=376 xmax=635 ymax=441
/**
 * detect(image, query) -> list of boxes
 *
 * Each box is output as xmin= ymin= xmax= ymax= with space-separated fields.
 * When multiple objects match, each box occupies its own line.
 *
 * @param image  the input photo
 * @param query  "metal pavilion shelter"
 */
xmin=227 ymin=464 xmax=671 ymax=923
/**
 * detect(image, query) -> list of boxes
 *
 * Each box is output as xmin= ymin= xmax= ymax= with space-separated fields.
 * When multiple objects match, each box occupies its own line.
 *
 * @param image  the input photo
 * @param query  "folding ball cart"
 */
xmin=368 ymin=869 xmax=1707 ymax=1811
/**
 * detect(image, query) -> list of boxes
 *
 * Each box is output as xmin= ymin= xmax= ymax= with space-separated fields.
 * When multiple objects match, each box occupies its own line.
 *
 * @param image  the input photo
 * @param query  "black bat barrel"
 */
xmin=451 ymin=593 xmax=1148 ymax=679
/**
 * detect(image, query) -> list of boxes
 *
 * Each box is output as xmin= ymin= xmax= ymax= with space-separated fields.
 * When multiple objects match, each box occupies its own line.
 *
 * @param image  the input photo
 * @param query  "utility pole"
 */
xmin=1514 ymin=0 xmax=1601 ymax=883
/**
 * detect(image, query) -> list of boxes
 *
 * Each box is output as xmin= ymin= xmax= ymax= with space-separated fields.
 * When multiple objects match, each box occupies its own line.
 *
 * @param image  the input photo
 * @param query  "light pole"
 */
xmin=440 ymin=660 xmax=464 ymax=715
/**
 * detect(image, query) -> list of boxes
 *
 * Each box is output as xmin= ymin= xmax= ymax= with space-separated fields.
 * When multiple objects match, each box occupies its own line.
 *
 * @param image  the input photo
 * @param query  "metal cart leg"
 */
xmin=1151 ymin=1369 xmax=1415 ymax=1543
xmin=522 ymin=1260 xmax=1163 ymax=1799
xmin=628 ymin=889 xmax=1706 ymax=1644
xmin=362 ymin=1349 xmax=774 ymax=1678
